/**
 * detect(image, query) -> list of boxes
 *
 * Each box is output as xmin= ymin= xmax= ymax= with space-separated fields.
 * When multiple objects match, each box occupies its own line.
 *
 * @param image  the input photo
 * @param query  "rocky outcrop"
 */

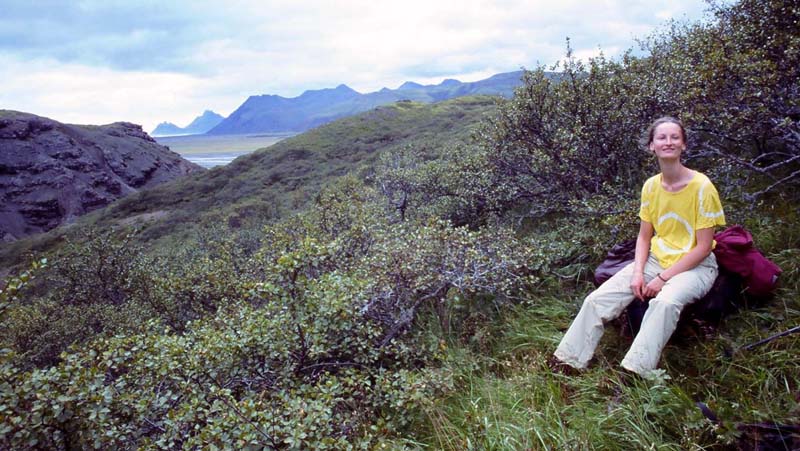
xmin=0 ymin=111 xmax=204 ymax=242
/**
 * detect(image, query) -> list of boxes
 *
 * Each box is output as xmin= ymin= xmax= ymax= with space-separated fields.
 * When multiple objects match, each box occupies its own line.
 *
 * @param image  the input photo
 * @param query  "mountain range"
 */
xmin=151 ymin=110 xmax=224 ymax=136
xmin=154 ymin=70 xmax=526 ymax=136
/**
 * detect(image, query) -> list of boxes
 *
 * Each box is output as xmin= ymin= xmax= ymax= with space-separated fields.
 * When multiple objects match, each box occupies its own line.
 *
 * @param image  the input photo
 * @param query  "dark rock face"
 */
xmin=0 ymin=111 xmax=204 ymax=242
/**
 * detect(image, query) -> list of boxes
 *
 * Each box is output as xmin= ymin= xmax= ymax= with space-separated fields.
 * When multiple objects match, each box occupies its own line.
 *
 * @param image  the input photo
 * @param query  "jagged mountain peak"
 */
xmin=398 ymin=81 xmax=424 ymax=90
xmin=152 ymin=110 xmax=224 ymax=136
xmin=298 ymin=84 xmax=360 ymax=98
xmin=208 ymin=70 xmax=529 ymax=135
xmin=335 ymin=83 xmax=357 ymax=92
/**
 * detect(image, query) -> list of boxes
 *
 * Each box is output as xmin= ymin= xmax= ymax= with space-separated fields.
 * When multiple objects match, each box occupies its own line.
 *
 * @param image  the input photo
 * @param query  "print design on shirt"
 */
xmin=698 ymin=181 xmax=724 ymax=219
xmin=656 ymin=211 xmax=693 ymax=255
xmin=641 ymin=179 xmax=654 ymax=210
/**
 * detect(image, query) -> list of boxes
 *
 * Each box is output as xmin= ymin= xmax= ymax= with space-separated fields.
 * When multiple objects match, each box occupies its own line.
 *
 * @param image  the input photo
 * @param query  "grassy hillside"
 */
xmin=0 ymin=95 xmax=497 ymax=269
xmin=1 ymin=1 xmax=798 ymax=448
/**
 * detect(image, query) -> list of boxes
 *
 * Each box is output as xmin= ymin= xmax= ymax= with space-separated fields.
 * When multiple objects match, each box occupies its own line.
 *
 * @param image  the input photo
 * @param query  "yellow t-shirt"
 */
xmin=639 ymin=171 xmax=726 ymax=268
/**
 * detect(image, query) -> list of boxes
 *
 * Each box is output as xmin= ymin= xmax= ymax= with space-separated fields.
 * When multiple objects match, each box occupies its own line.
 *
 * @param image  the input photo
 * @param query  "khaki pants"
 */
xmin=554 ymin=253 xmax=718 ymax=376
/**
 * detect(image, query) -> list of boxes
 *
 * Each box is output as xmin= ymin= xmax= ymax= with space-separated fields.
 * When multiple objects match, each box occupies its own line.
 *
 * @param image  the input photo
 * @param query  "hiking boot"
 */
xmin=547 ymin=355 xmax=581 ymax=376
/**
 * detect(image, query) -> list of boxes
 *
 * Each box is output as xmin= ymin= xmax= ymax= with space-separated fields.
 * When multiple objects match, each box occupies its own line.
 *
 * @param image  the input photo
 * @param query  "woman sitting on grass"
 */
xmin=552 ymin=116 xmax=726 ymax=377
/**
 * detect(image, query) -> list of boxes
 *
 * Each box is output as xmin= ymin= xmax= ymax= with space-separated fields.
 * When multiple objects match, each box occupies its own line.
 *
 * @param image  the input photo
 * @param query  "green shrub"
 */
xmin=0 ymin=298 xmax=445 ymax=449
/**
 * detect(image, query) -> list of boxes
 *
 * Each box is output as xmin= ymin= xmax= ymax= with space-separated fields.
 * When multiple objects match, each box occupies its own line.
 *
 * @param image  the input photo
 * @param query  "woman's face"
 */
xmin=649 ymin=122 xmax=685 ymax=160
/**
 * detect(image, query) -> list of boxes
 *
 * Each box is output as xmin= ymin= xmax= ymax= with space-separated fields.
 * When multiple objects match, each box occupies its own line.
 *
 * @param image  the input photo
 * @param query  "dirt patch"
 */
xmin=117 ymin=210 xmax=169 ymax=226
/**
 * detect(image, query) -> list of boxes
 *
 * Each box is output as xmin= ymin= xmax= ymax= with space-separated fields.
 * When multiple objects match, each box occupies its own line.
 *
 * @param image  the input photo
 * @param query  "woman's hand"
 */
xmin=642 ymin=276 xmax=666 ymax=299
xmin=631 ymin=221 xmax=654 ymax=302
xmin=630 ymin=272 xmax=646 ymax=301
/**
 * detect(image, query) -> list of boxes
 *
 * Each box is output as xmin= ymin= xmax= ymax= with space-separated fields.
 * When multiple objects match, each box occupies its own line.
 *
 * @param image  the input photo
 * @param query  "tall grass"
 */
xmin=403 ymin=211 xmax=800 ymax=450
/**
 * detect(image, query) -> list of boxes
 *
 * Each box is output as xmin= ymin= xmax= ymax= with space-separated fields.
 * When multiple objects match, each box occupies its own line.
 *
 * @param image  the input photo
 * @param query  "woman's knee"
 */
xmin=659 ymin=274 xmax=713 ymax=305
xmin=584 ymin=291 xmax=631 ymax=320
xmin=647 ymin=296 xmax=685 ymax=319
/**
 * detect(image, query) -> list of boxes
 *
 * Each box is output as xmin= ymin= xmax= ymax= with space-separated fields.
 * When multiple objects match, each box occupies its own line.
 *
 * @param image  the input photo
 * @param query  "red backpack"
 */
xmin=713 ymin=225 xmax=782 ymax=298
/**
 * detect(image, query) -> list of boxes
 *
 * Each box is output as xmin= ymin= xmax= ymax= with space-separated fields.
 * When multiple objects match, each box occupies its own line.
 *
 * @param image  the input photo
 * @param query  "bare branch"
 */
xmin=299 ymin=361 xmax=366 ymax=374
xmin=744 ymin=167 xmax=800 ymax=200
xmin=697 ymin=142 xmax=800 ymax=178
xmin=377 ymin=283 xmax=450 ymax=348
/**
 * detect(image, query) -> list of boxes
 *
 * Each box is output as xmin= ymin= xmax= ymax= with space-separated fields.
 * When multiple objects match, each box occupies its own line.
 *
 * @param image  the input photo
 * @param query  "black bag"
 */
xmin=593 ymin=239 xmax=636 ymax=286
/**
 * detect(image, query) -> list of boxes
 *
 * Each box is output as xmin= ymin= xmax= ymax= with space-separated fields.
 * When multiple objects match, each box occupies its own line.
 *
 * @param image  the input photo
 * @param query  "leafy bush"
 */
xmin=1 ymin=175 xmax=547 ymax=449
xmin=0 ymin=257 xmax=47 ymax=316
xmin=1 ymin=230 xmax=259 ymax=368
xmin=2 ymin=0 xmax=799 ymax=448
xmin=644 ymin=0 xmax=800 ymax=199
xmin=0 ymin=300 xmax=445 ymax=449
xmin=394 ymin=0 xmax=799 ymax=223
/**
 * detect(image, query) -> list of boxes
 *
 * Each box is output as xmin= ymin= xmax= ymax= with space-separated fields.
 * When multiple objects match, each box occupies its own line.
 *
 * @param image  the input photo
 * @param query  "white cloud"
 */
xmin=0 ymin=54 xmax=241 ymax=131
xmin=0 ymin=0 xmax=708 ymax=131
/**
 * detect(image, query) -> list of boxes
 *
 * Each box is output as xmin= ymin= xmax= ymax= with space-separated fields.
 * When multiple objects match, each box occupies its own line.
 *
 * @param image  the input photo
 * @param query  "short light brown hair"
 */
xmin=645 ymin=116 xmax=687 ymax=147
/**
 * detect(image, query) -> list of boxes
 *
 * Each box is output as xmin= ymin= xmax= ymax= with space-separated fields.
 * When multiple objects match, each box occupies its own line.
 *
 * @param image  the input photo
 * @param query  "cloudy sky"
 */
xmin=0 ymin=0 xmax=709 ymax=132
